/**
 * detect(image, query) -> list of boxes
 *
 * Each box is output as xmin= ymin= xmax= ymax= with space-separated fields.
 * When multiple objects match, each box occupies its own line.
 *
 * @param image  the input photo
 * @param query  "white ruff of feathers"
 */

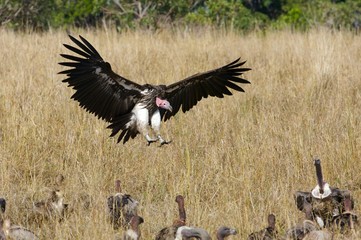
xmin=311 ymin=183 xmax=332 ymax=199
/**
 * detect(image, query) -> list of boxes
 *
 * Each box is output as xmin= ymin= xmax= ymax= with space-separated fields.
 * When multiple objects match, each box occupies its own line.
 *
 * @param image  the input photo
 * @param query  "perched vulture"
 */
xmin=122 ymin=215 xmax=144 ymax=240
xmin=176 ymin=226 xmax=211 ymax=240
xmin=285 ymin=201 xmax=319 ymax=239
xmin=247 ymin=214 xmax=278 ymax=240
xmin=2 ymin=219 xmax=39 ymax=240
xmin=59 ymin=35 xmax=251 ymax=145
xmin=332 ymin=191 xmax=358 ymax=233
xmin=155 ymin=195 xmax=186 ymax=240
xmin=294 ymin=159 xmax=352 ymax=228
xmin=31 ymin=189 xmax=68 ymax=222
xmin=300 ymin=205 xmax=332 ymax=240
xmin=107 ymin=180 xmax=139 ymax=229
xmin=216 ymin=226 xmax=238 ymax=240
xmin=0 ymin=199 xmax=39 ymax=240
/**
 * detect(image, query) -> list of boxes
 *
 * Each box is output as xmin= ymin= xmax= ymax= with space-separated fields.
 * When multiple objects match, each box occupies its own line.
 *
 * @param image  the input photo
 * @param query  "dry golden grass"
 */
xmin=0 ymin=28 xmax=360 ymax=239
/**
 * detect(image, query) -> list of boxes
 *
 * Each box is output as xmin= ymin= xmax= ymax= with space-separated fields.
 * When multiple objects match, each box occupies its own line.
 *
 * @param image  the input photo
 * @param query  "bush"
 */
xmin=0 ymin=0 xmax=360 ymax=32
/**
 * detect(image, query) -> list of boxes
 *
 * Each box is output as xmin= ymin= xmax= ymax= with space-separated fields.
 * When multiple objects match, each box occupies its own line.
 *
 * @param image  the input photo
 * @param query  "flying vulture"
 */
xmin=59 ymin=35 xmax=251 ymax=145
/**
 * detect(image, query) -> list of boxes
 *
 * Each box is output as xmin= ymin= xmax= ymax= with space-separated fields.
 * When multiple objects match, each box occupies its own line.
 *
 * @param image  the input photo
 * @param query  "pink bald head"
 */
xmin=156 ymin=97 xmax=173 ymax=112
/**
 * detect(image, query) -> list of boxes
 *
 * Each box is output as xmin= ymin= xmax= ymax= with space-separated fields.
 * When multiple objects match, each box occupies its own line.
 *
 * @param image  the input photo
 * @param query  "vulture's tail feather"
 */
xmin=107 ymin=113 xmax=139 ymax=144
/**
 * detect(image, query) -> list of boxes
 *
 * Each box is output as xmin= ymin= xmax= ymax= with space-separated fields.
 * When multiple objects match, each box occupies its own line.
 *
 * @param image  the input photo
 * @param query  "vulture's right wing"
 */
xmin=59 ymin=35 xmax=144 ymax=122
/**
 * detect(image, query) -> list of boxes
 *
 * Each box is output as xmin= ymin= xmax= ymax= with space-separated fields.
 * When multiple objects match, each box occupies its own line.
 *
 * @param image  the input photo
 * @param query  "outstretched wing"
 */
xmin=162 ymin=58 xmax=251 ymax=121
xmin=59 ymin=35 xmax=144 ymax=122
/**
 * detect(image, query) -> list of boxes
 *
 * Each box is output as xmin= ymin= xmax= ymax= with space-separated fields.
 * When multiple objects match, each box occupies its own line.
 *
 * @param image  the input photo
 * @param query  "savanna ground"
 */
xmin=0 ymin=27 xmax=360 ymax=239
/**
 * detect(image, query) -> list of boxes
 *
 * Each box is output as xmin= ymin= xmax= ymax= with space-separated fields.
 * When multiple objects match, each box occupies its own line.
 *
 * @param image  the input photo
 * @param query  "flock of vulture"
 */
xmin=0 ymin=36 xmax=357 ymax=239
xmin=247 ymin=159 xmax=358 ymax=240
xmin=0 ymin=159 xmax=358 ymax=239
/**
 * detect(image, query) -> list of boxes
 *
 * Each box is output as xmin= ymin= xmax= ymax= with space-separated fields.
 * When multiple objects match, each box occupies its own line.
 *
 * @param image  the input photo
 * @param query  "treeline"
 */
xmin=0 ymin=0 xmax=360 ymax=32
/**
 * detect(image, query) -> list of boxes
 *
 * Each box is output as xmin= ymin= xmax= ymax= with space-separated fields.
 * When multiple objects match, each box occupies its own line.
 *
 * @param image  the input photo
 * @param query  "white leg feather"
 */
xmin=132 ymin=104 xmax=155 ymax=143
xmin=151 ymin=110 xmax=171 ymax=145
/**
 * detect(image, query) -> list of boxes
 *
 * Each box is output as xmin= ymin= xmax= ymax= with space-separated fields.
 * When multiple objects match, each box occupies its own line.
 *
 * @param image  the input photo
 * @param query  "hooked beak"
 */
xmin=156 ymin=97 xmax=172 ymax=112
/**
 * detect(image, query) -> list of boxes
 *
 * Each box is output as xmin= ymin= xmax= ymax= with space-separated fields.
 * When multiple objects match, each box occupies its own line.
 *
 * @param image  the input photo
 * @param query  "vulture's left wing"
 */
xmin=162 ymin=58 xmax=251 ymax=121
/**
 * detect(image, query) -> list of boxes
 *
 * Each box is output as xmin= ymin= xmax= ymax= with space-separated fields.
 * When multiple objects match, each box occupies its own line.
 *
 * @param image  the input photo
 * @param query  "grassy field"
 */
xmin=0 ymin=28 xmax=360 ymax=239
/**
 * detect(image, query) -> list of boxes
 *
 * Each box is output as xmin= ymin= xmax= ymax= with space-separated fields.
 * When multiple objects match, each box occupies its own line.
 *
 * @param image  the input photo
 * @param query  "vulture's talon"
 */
xmin=159 ymin=140 xmax=172 ymax=146
xmin=147 ymin=141 xmax=156 ymax=146
xmin=147 ymin=139 xmax=158 ymax=146
xmin=146 ymin=135 xmax=158 ymax=146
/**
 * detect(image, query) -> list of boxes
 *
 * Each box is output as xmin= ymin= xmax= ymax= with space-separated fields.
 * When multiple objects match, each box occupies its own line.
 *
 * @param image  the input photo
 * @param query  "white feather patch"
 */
xmin=140 ymin=89 xmax=149 ymax=95
xmin=150 ymin=109 xmax=161 ymax=131
xmin=132 ymin=103 xmax=149 ymax=133
xmin=316 ymin=216 xmax=325 ymax=228
xmin=311 ymin=183 xmax=332 ymax=199
xmin=175 ymin=226 xmax=192 ymax=240
xmin=125 ymin=114 xmax=137 ymax=129
xmin=125 ymin=229 xmax=138 ymax=240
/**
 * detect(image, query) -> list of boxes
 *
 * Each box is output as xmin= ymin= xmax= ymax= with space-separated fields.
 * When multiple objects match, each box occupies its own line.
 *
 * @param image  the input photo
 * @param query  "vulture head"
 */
xmin=107 ymin=180 xmax=138 ymax=229
xmin=216 ymin=226 xmax=237 ymax=239
xmin=156 ymin=97 xmax=172 ymax=112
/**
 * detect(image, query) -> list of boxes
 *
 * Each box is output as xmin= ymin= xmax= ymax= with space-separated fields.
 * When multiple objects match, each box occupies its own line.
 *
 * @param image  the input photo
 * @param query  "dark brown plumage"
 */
xmin=332 ymin=191 xmax=358 ymax=233
xmin=59 ymin=35 xmax=251 ymax=145
xmin=155 ymin=195 xmax=187 ymax=240
xmin=107 ymin=180 xmax=139 ymax=230
xmin=123 ymin=215 xmax=144 ymax=240
xmin=0 ymin=198 xmax=5 ymax=216
xmin=175 ymin=195 xmax=186 ymax=225
xmin=285 ymin=201 xmax=320 ymax=239
xmin=247 ymin=214 xmax=278 ymax=240
xmin=294 ymin=159 xmax=352 ymax=229
xmin=31 ymin=189 xmax=68 ymax=221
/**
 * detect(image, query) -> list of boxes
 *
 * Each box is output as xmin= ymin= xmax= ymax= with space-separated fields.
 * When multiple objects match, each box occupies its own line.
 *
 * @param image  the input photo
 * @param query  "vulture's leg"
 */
xmin=150 ymin=110 xmax=171 ymax=146
xmin=158 ymin=136 xmax=172 ymax=146
xmin=133 ymin=107 xmax=158 ymax=145
xmin=145 ymin=134 xmax=158 ymax=146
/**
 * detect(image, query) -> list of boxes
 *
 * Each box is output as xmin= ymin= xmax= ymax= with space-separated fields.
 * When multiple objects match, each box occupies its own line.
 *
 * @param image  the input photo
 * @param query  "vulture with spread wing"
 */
xmin=59 ymin=35 xmax=251 ymax=145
